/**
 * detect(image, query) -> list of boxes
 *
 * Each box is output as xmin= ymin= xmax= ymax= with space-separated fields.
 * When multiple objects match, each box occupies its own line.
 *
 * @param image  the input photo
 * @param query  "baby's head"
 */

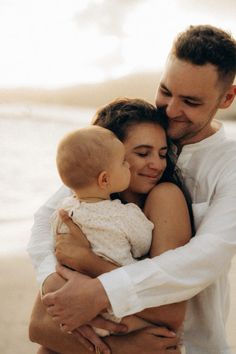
xmin=56 ymin=125 xmax=130 ymax=193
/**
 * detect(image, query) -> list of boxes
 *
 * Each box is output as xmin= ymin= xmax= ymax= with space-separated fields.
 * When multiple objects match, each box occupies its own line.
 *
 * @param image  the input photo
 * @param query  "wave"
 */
xmin=0 ymin=103 xmax=94 ymax=125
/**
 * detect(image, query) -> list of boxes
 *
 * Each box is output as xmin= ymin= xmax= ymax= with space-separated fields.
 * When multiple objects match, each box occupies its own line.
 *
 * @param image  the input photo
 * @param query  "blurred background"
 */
xmin=0 ymin=1 xmax=235 ymax=353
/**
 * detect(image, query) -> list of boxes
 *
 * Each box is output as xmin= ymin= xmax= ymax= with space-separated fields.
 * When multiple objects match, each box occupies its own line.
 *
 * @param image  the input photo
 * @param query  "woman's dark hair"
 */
xmin=92 ymin=97 xmax=195 ymax=234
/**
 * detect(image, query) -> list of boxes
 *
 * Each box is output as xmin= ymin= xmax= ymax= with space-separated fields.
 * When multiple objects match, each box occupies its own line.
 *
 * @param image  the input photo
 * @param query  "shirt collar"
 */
xmin=180 ymin=120 xmax=226 ymax=154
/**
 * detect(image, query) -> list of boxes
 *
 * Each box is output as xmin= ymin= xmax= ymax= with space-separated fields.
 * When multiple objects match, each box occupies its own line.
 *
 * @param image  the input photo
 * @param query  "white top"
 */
xmin=27 ymin=122 xmax=236 ymax=354
xmin=51 ymin=196 xmax=153 ymax=266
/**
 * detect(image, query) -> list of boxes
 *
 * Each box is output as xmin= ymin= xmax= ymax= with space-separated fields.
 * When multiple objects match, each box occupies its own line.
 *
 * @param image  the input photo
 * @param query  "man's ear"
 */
xmin=97 ymin=170 xmax=110 ymax=189
xmin=219 ymin=85 xmax=236 ymax=109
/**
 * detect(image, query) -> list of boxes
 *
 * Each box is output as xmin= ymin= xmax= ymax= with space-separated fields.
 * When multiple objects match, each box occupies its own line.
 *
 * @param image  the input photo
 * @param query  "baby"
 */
xmin=52 ymin=126 xmax=153 ymax=332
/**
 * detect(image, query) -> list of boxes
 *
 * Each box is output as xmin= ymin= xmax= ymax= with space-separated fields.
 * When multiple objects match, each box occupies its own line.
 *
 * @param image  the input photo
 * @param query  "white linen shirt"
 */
xmin=99 ymin=122 xmax=236 ymax=354
xmin=27 ymin=122 xmax=236 ymax=353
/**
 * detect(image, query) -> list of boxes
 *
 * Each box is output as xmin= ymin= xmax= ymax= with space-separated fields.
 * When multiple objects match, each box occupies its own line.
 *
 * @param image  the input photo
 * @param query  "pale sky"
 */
xmin=0 ymin=0 xmax=235 ymax=88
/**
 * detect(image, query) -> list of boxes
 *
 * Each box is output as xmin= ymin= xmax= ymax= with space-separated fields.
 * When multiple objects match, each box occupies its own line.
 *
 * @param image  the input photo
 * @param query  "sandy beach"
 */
xmin=0 ymin=253 xmax=236 ymax=354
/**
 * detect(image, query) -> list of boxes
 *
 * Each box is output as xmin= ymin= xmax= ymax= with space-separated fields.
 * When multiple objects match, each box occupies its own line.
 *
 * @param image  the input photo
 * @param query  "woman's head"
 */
xmin=122 ymin=122 xmax=168 ymax=201
xmin=92 ymin=98 xmax=174 ymax=203
xmin=92 ymin=97 xmax=194 ymax=230
xmin=92 ymin=97 xmax=168 ymax=142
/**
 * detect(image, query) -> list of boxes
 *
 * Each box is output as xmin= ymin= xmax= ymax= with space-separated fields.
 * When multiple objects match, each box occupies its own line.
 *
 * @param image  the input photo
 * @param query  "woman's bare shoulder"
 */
xmin=147 ymin=182 xmax=185 ymax=201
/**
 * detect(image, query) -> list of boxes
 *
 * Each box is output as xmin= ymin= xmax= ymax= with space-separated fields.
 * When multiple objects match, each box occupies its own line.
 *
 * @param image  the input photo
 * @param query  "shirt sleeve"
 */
xmin=27 ymin=185 xmax=72 ymax=285
xmin=121 ymin=203 xmax=153 ymax=258
xmin=99 ymin=166 xmax=236 ymax=318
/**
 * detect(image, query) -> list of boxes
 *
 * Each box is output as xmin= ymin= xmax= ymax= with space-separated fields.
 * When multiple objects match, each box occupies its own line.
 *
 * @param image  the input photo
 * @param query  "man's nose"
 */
xmin=166 ymin=98 xmax=182 ymax=118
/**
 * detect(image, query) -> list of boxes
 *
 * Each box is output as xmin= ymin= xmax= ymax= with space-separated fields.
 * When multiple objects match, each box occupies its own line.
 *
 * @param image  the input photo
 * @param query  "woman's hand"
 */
xmin=55 ymin=209 xmax=91 ymax=272
xmin=73 ymin=316 xmax=128 ymax=354
xmin=55 ymin=209 xmax=117 ymax=277
xmin=106 ymin=326 xmax=181 ymax=354
xmin=58 ymin=209 xmax=90 ymax=248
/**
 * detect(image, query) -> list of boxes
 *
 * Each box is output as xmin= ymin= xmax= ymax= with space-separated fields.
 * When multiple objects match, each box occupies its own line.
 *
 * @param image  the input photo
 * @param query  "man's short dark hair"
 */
xmin=171 ymin=25 xmax=236 ymax=88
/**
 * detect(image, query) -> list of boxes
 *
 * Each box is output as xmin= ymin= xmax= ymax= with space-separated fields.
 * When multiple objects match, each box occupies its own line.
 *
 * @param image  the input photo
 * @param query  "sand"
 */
xmin=1 ymin=253 xmax=236 ymax=354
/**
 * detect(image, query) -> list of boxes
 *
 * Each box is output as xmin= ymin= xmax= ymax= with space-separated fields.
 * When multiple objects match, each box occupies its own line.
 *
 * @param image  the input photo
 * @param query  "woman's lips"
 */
xmin=139 ymin=173 xmax=161 ymax=181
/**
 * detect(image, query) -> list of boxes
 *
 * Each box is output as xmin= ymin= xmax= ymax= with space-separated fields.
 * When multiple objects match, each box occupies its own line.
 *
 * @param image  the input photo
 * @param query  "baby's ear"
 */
xmin=97 ymin=170 xmax=110 ymax=189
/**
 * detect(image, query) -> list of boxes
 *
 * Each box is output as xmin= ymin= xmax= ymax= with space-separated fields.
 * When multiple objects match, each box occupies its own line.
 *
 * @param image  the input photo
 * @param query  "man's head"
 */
xmin=155 ymin=25 xmax=236 ymax=146
xmin=172 ymin=25 xmax=236 ymax=89
xmin=56 ymin=126 xmax=130 ymax=192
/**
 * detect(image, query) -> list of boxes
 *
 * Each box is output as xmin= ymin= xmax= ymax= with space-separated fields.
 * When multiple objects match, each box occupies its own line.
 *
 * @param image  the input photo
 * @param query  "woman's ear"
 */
xmin=219 ymin=85 xmax=236 ymax=109
xmin=97 ymin=170 xmax=110 ymax=189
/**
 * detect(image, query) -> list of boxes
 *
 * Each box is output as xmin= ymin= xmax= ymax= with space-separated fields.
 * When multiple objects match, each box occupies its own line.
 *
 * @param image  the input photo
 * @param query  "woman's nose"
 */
xmin=148 ymin=157 xmax=166 ymax=171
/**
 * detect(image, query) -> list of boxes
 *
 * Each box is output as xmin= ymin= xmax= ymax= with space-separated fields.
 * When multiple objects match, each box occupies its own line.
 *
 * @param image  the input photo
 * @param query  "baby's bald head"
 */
xmin=56 ymin=126 xmax=118 ymax=190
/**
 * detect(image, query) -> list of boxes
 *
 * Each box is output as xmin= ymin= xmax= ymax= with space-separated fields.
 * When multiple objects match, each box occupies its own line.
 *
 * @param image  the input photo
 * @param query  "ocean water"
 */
xmin=0 ymin=104 xmax=94 ymax=255
xmin=1 ymin=103 xmax=236 ymax=255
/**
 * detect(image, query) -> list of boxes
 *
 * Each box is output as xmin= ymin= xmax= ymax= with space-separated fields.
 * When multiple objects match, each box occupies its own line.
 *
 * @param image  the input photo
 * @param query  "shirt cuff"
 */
xmin=98 ymin=258 xmax=156 ymax=318
xmin=37 ymin=254 xmax=57 ymax=285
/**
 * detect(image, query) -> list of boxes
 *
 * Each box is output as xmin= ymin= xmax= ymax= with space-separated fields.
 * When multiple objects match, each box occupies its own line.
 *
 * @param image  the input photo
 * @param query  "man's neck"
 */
xmin=175 ymin=120 xmax=221 ymax=153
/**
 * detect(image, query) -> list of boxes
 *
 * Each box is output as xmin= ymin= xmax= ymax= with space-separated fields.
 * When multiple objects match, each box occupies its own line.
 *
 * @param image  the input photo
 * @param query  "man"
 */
xmin=30 ymin=25 xmax=236 ymax=353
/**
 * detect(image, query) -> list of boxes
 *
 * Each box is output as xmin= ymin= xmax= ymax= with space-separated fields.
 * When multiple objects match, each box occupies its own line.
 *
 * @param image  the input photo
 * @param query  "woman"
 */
xmin=28 ymin=98 xmax=193 ymax=354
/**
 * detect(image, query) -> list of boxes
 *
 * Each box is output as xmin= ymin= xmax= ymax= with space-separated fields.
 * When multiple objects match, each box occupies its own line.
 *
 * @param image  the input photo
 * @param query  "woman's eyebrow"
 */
xmin=134 ymin=145 xmax=168 ymax=150
xmin=134 ymin=144 xmax=152 ymax=149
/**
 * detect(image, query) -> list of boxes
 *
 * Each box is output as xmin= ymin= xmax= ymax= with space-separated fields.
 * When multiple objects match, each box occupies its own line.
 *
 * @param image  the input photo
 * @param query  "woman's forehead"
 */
xmin=124 ymin=123 xmax=166 ymax=146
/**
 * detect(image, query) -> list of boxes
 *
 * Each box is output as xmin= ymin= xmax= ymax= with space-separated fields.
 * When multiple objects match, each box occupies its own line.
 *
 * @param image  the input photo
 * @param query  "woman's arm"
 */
xmin=145 ymin=182 xmax=191 ymax=256
xmin=29 ymin=294 xmax=180 ymax=354
xmin=29 ymin=294 xmax=90 ymax=354
xmin=136 ymin=182 xmax=191 ymax=330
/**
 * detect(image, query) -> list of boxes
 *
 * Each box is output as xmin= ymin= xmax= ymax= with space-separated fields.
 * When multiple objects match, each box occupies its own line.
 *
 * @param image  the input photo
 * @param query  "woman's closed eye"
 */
xmin=136 ymin=152 xmax=149 ymax=157
xmin=159 ymin=153 xmax=167 ymax=159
